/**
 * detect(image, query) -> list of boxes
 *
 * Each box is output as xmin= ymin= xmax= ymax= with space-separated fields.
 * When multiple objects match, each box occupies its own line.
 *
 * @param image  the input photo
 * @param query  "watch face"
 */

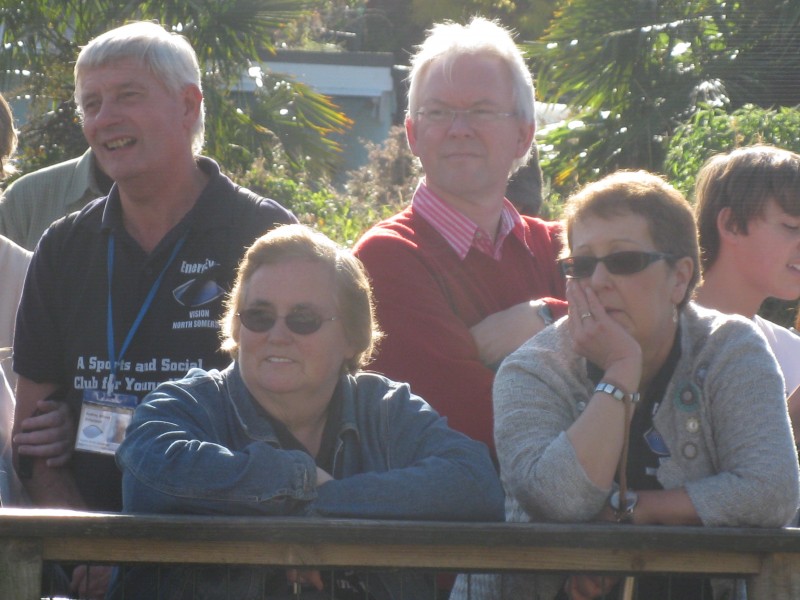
xmin=611 ymin=490 xmax=638 ymax=512
xmin=622 ymin=492 xmax=637 ymax=511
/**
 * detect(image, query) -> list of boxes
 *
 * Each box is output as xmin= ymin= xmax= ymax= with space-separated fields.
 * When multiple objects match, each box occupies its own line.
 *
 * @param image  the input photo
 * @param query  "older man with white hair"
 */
xmin=354 ymin=17 xmax=566 ymax=456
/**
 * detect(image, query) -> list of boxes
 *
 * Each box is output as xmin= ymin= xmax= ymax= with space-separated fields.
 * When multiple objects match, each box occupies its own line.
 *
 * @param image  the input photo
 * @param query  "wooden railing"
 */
xmin=1 ymin=508 xmax=800 ymax=599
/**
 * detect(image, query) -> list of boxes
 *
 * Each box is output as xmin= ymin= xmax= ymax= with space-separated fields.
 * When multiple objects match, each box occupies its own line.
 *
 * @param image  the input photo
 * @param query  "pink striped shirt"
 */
xmin=411 ymin=179 xmax=531 ymax=261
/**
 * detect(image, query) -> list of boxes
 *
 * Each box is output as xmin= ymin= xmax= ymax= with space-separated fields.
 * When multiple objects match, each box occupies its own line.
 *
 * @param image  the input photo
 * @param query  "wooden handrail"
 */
xmin=1 ymin=509 xmax=800 ymax=598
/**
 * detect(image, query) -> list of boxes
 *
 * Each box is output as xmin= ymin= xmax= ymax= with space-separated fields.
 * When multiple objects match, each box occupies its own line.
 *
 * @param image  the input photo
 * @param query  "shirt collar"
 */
xmin=411 ymin=179 xmax=530 ymax=260
xmin=99 ymin=156 xmax=224 ymax=235
xmin=67 ymin=148 xmax=104 ymax=204
xmin=99 ymin=185 xmax=124 ymax=232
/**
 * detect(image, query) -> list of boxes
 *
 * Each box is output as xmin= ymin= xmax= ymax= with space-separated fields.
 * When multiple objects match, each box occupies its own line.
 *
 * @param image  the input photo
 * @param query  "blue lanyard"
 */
xmin=106 ymin=232 xmax=187 ymax=395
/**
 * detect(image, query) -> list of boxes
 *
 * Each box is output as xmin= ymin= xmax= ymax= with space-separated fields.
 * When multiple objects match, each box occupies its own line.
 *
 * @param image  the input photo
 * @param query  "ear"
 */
xmin=716 ymin=206 xmax=742 ymax=242
xmin=669 ymin=256 xmax=695 ymax=305
xmin=181 ymin=84 xmax=203 ymax=129
xmin=405 ymin=114 xmax=420 ymax=157
xmin=515 ymin=122 xmax=536 ymax=160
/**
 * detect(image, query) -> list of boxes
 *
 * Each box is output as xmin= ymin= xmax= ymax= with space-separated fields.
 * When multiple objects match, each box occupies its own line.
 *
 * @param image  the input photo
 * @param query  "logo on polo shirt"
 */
xmin=173 ymin=259 xmax=225 ymax=307
xmin=180 ymin=258 xmax=219 ymax=275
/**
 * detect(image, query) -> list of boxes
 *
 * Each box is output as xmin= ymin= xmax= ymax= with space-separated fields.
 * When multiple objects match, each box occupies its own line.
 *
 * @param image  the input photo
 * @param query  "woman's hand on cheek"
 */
xmin=566 ymin=281 xmax=642 ymax=377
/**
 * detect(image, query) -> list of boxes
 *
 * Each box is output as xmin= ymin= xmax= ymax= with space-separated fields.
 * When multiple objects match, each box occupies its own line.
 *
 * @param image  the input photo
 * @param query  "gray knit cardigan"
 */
xmin=451 ymin=302 xmax=799 ymax=600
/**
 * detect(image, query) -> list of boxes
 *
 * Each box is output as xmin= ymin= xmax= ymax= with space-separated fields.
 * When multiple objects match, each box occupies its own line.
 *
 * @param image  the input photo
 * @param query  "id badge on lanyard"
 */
xmin=75 ymin=232 xmax=186 ymax=455
xmin=75 ymin=389 xmax=137 ymax=455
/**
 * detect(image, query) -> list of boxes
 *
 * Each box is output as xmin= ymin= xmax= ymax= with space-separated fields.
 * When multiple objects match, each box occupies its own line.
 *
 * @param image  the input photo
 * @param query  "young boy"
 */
xmin=694 ymin=145 xmax=800 ymax=435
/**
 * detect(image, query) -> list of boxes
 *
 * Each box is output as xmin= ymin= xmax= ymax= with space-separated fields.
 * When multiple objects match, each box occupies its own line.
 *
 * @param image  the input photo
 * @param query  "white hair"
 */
xmin=75 ymin=21 xmax=205 ymax=155
xmin=407 ymin=17 xmax=536 ymax=170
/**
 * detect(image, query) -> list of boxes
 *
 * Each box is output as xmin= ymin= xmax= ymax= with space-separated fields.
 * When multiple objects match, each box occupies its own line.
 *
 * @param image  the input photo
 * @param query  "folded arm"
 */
xmin=355 ymin=233 xmax=564 ymax=452
xmin=118 ymin=384 xmax=319 ymax=515
xmin=12 ymin=376 xmax=86 ymax=508
xmin=313 ymin=384 xmax=504 ymax=521
xmin=470 ymin=299 xmax=557 ymax=368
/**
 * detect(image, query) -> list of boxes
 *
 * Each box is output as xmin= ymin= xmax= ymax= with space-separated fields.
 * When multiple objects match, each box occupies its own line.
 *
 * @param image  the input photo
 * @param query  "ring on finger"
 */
xmin=580 ymin=312 xmax=593 ymax=320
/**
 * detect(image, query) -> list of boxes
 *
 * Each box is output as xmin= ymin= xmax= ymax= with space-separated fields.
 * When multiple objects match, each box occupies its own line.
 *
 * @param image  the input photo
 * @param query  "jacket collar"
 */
xmin=224 ymin=363 xmax=359 ymax=444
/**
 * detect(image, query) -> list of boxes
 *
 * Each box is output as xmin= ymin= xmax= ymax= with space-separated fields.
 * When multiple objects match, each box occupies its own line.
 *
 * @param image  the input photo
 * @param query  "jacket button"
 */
xmin=682 ymin=442 xmax=698 ymax=459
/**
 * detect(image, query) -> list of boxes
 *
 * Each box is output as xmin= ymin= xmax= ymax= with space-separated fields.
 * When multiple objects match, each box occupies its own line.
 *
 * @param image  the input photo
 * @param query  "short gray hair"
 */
xmin=74 ymin=21 xmax=205 ymax=155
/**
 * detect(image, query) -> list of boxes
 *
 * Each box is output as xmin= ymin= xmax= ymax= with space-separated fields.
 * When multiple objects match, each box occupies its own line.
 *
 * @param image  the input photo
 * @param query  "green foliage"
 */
xmin=237 ymin=156 xmax=386 ymax=247
xmin=272 ymin=0 xmax=369 ymax=51
xmin=239 ymin=159 xmax=349 ymax=243
xmin=342 ymin=125 xmax=419 ymax=212
xmin=360 ymin=0 xmax=420 ymax=54
xmin=360 ymin=0 xmax=558 ymax=55
xmin=0 ymin=0 xmax=351 ymax=179
xmin=530 ymin=0 xmax=800 ymax=199
xmin=411 ymin=0 xmax=557 ymax=42
xmin=761 ymin=297 xmax=800 ymax=331
xmin=223 ymin=73 xmax=353 ymax=179
xmin=236 ymin=125 xmax=418 ymax=246
xmin=665 ymin=104 xmax=800 ymax=198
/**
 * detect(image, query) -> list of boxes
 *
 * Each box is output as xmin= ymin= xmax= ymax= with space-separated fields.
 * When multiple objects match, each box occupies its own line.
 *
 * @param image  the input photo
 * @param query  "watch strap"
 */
xmin=595 ymin=381 xmax=640 ymax=404
xmin=537 ymin=302 xmax=554 ymax=326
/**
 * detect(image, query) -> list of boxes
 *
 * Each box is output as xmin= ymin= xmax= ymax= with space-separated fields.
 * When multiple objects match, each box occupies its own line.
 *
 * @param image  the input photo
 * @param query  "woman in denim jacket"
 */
xmin=109 ymin=224 xmax=503 ymax=600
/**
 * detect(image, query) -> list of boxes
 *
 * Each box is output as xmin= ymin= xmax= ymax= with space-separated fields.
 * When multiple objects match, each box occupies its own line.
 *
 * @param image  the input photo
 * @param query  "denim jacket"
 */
xmin=110 ymin=364 xmax=503 ymax=599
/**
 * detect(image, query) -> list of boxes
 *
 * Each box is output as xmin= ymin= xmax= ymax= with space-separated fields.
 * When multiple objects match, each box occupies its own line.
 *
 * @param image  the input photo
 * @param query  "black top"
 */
xmin=261 ymin=379 xmax=344 ymax=475
xmin=14 ymin=157 xmax=295 ymax=511
xmin=581 ymin=328 xmax=711 ymax=600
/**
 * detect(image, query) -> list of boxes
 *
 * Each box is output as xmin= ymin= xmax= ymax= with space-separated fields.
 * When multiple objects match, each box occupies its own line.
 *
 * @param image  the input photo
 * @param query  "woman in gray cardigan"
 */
xmin=452 ymin=171 xmax=799 ymax=600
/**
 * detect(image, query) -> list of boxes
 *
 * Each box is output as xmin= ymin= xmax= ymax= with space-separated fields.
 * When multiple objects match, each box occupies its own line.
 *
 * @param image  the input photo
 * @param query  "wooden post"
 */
xmin=0 ymin=538 xmax=43 ymax=600
xmin=749 ymin=552 xmax=800 ymax=600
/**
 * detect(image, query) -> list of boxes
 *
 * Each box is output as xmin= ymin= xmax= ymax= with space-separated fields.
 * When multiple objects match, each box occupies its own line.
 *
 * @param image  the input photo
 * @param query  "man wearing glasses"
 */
xmin=354 ymin=17 xmax=566 ymax=457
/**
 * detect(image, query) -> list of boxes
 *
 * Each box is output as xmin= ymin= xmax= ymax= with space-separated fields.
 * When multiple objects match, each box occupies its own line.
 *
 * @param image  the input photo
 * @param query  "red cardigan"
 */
xmin=354 ymin=206 xmax=567 ymax=455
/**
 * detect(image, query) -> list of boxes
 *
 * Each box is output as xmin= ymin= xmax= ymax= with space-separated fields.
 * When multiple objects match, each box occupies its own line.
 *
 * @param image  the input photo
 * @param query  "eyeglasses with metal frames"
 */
xmin=413 ymin=107 xmax=517 ymax=126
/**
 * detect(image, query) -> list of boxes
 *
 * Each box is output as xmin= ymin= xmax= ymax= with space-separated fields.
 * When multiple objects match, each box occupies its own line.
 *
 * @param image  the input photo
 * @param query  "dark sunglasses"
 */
xmin=237 ymin=308 xmax=337 ymax=335
xmin=559 ymin=251 xmax=675 ymax=279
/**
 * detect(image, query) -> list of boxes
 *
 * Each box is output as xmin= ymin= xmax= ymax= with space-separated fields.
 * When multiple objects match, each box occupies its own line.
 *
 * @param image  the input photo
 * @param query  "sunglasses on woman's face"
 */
xmin=237 ymin=308 xmax=337 ymax=335
xmin=558 ymin=250 xmax=675 ymax=279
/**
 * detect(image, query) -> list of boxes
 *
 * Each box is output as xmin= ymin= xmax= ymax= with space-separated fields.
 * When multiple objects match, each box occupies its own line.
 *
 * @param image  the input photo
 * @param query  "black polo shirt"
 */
xmin=14 ymin=157 xmax=295 ymax=510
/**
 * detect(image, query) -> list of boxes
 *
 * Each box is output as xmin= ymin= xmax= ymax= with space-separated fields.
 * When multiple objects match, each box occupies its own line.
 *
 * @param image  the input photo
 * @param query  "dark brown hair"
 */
xmin=694 ymin=145 xmax=800 ymax=271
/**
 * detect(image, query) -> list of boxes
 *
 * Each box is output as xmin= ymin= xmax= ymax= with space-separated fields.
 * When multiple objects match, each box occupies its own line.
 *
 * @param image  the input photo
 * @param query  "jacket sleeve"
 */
xmin=493 ymin=331 xmax=610 ymax=522
xmin=683 ymin=320 xmax=800 ymax=527
xmin=354 ymin=232 xmax=500 ymax=453
xmin=117 ymin=377 xmax=318 ymax=516
xmin=312 ymin=380 xmax=505 ymax=521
